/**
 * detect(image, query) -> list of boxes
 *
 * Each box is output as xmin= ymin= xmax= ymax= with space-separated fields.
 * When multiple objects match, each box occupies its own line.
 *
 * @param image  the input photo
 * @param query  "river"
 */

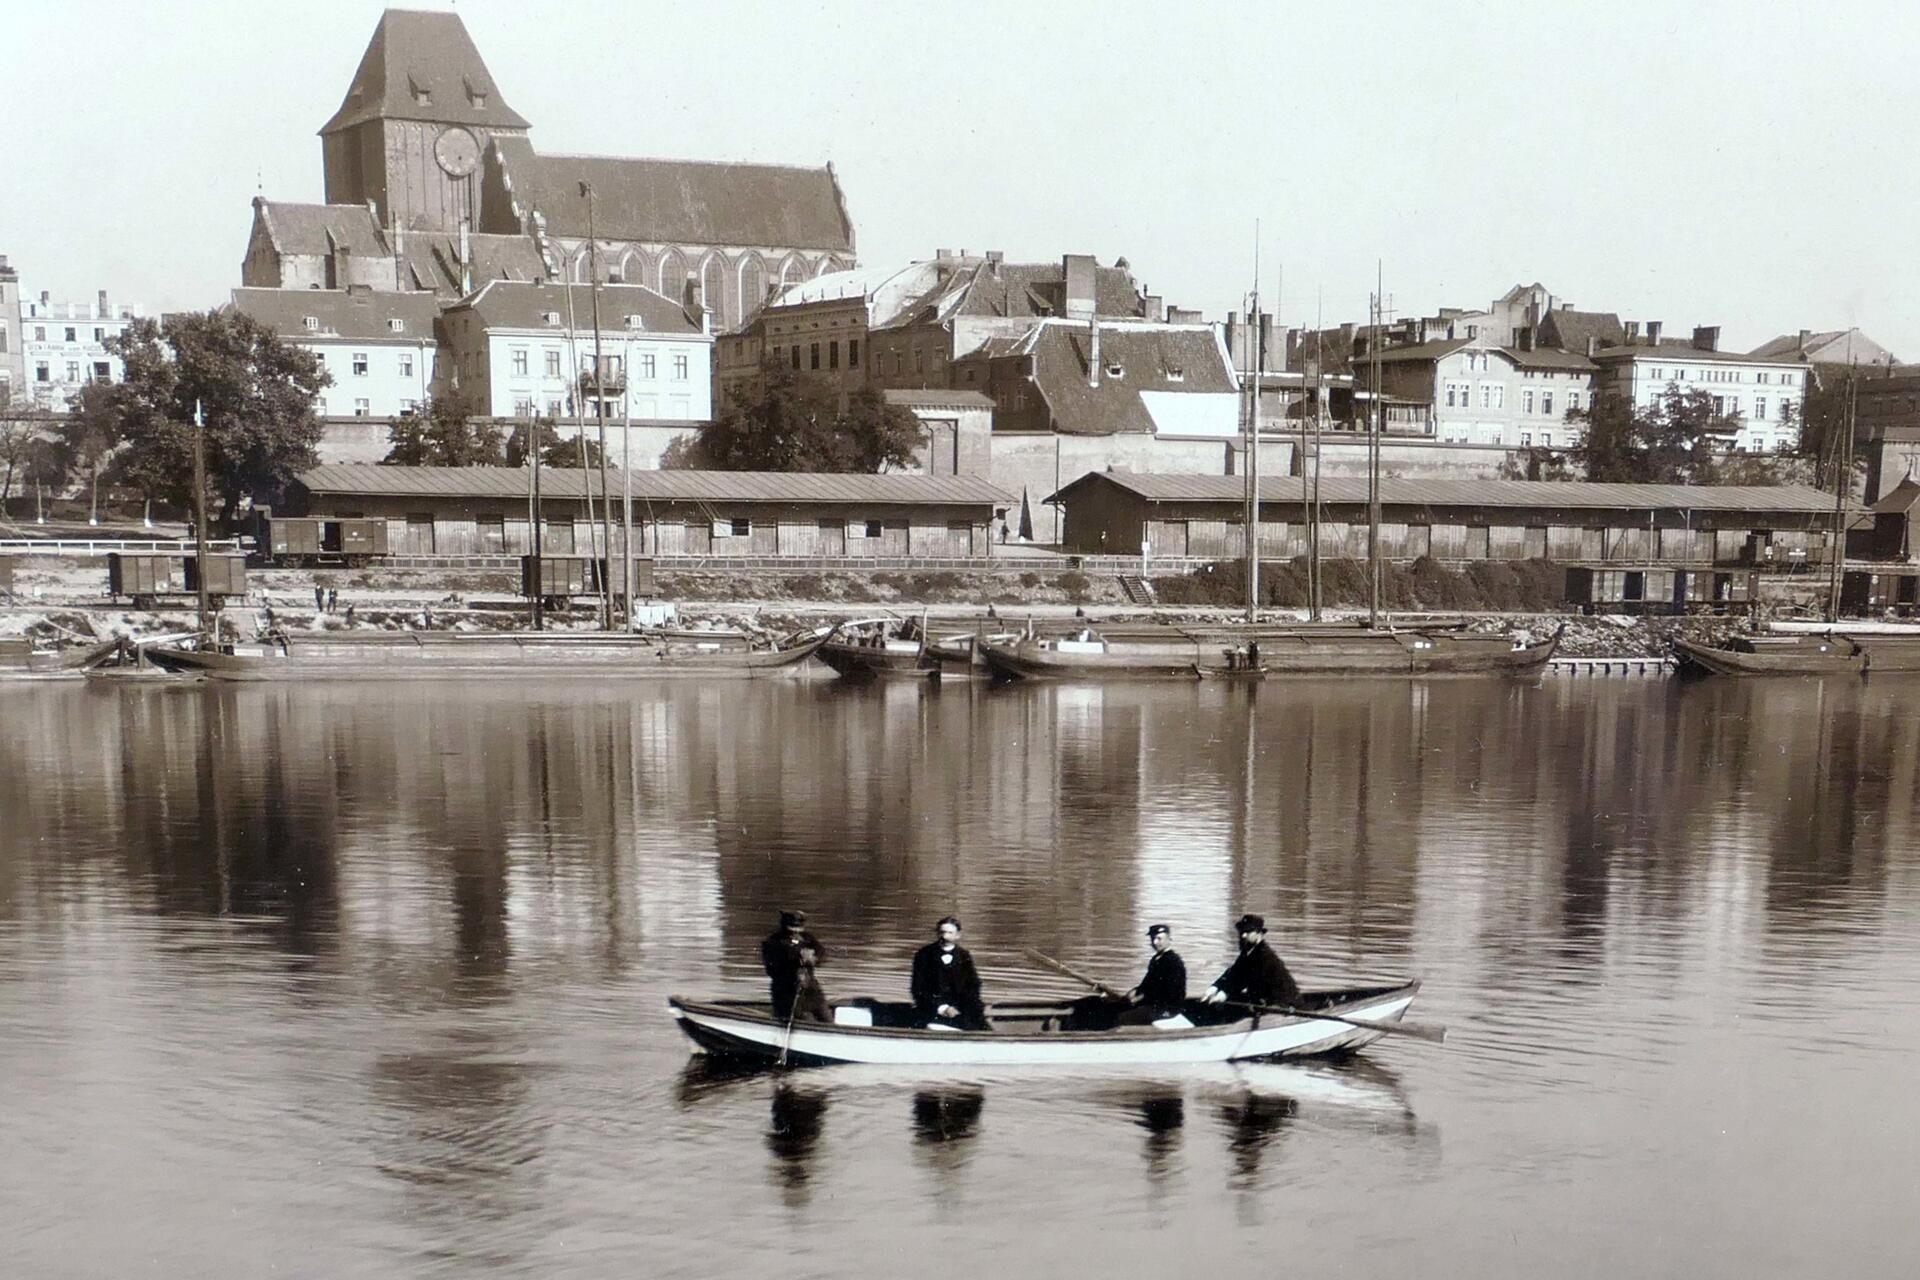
xmin=2 ymin=675 xmax=1917 ymax=1277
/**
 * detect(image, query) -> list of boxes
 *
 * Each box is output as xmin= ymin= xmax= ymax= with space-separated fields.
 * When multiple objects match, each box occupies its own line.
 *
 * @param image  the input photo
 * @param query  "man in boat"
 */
xmin=761 ymin=910 xmax=831 ymax=1023
xmin=1200 ymin=914 xmax=1302 ymax=1012
xmin=910 ymin=916 xmax=988 ymax=1029
xmin=1123 ymin=924 xmax=1189 ymax=1024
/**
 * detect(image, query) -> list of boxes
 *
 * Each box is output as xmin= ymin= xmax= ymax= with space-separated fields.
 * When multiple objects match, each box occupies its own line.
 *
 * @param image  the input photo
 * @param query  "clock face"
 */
xmin=434 ymin=126 xmax=480 ymax=178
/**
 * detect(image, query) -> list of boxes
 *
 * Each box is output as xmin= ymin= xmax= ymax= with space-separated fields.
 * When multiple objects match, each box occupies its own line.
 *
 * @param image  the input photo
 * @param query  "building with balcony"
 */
xmin=17 ymin=289 xmax=142 ymax=413
xmin=1368 ymin=335 xmax=1598 ymax=449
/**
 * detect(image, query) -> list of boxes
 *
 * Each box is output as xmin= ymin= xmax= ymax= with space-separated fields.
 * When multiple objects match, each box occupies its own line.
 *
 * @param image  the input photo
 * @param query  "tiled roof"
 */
xmin=398 ymin=231 xmax=548 ymax=295
xmin=1503 ymin=347 xmax=1597 ymax=372
xmin=1748 ymin=328 xmax=1901 ymax=365
xmin=321 ymin=10 xmax=528 ymax=133
xmin=1370 ymin=338 xmax=1474 ymax=364
xmin=1028 ymin=324 xmax=1235 ymax=436
xmin=1051 ymin=471 xmax=1846 ymax=513
xmin=294 ymin=464 xmax=1009 ymax=506
xmin=257 ymin=201 xmax=388 ymax=258
xmin=884 ymin=389 xmax=997 ymax=409
xmin=1593 ymin=341 xmax=1803 ymax=366
xmin=231 ymin=288 xmax=441 ymax=341
xmin=448 ymin=280 xmax=700 ymax=335
xmin=1537 ymin=309 xmax=1624 ymax=353
xmin=944 ymin=261 xmax=1144 ymax=320
xmin=494 ymin=138 xmax=853 ymax=251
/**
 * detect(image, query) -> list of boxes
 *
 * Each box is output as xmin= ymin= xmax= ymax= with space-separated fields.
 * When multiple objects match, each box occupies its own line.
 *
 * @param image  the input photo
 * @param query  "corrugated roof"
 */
xmin=321 ymin=10 xmax=528 ymax=133
xmin=231 ymin=288 xmax=441 ymax=342
xmin=448 ymin=280 xmax=699 ymax=334
xmin=1051 ymin=471 xmax=1847 ymax=513
xmin=494 ymin=138 xmax=852 ymax=251
xmin=294 ymin=464 xmax=1010 ymax=506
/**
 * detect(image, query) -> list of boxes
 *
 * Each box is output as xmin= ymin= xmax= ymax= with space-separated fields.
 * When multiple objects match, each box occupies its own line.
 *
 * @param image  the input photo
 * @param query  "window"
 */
xmin=398 ymin=398 xmax=417 ymax=413
xmin=635 ymin=352 xmax=654 ymax=379
xmin=92 ymin=361 xmax=110 ymax=381
xmin=828 ymin=340 xmax=839 ymax=370
xmin=1542 ymin=391 xmax=1553 ymax=416
xmin=64 ymin=327 xmax=77 ymax=342
xmin=1568 ymin=392 xmax=1581 ymax=412
xmin=1712 ymin=395 xmax=1725 ymax=415
xmin=849 ymin=519 xmax=883 ymax=540
xmin=546 ymin=350 xmax=562 ymax=378
xmin=398 ymin=352 xmax=414 ymax=378
xmin=732 ymin=516 xmax=751 ymax=537
xmin=1755 ymin=397 xmax=1768 ymax=420
xmin=34 ymin=326 xmax=46 ymax=341
xmin=810 ymin=342 xmax=821 ymax=371
xmin=1479 ymin=383 xmax=1494 ymax=408
xmin=511 ymin=348 xmax=528 ymax=376
xmin=1521 ymin=432 xmax=1532 ymax=446
xmin=65 ymin=361 xmax=81 ymax=382
xmin=546 ymin=397 xmax=564 ymax=417
xmin=0 ymin=321 xmax=7 ymax=354
xmin=514 ymin=397 xmax=534 ymax=417
xmin=94 ymin=327 xmax=104 ymax=342
xmin=672 ymin=354 xmax=688 ymax=380
xmin=352 ymin=352 xmax=369 ymax=376
xmin=713 ymin=517 xmax=750 ymax=538
xmin=914 ymin=349 xmax=926 ymax=373
xmin=1522 ymin=389 xmax=1535 ymax=413
xmin=353 ymin=398 xmax=370 ymax=417
xmin=387 ymin=318 xmax=405 ymax=333
xmin=849 ymin=338 xmax=860 ymax=368
xmin=36 ymin=362 xmax=49 ymax=382
xmin=1542 ymin=433 xmax=1553 ymax=448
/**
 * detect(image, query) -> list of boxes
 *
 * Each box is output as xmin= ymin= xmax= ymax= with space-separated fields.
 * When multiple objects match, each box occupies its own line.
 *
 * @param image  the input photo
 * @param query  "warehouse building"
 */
xmin=1049 ymin=472 xmax=1850 ymax=565
xmin=284 ymin=464 xmax=1010 ymax=558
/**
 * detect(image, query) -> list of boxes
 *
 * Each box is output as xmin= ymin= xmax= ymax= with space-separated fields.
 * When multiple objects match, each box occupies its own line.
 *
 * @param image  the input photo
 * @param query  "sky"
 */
xmin=5 ymin=0 xmax=1918 ymax=357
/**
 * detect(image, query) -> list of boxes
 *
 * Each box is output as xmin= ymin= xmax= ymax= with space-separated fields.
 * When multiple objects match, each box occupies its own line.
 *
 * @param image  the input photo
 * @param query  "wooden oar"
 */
xmin=1221 ymin=999 xmax=1448 ymax=1045
xmin=1026 ymin=948 xmax=1445 ymax=1044
xmin=1022 ymin=949 xmax=1126 ymax=999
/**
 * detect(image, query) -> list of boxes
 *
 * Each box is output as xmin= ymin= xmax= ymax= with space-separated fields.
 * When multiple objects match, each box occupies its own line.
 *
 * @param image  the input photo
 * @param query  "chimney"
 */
xmin=1692 ymin=325 xmax=1720 ymax=352
xmin=1259 ymin=311 xmax=1275 ymax=372
xmin=1646 ymin=320 xmax=1663 ymax=345
xmin=1063 ymin=253 xmax=1097 ymax=320
xmin=985 ymin=250 xmax=1004 ymax=265
xmin=1166 ymin=306 xmax=1203 ymax=325
xmin=97 ymin=289 xmax=109 ymax=319
xmin=458 ymin=219 xmax=472 ymax=294
xmin=1088 ymin=317 xmax=1101 ymax=389
xmin=1339 ymin=321 xmax=1356 ymax=343
xmin=1587 ymin=335 xmax=1599 ymax=357
xmin=1143 ymin=294 xmax=1164 ymax=322
xmin=1416 ymin=318 xmax=1431 ymax=344
xmin=1517 ymin=326 xmax=1535 ymax=352
xmin=1625 ymin=320 xmax=1641 ymax=341
xmin=1225 ymin=312 xmax=1241 ymax=368
xmin=1797 ymin=328 xmax=1810 ymax=352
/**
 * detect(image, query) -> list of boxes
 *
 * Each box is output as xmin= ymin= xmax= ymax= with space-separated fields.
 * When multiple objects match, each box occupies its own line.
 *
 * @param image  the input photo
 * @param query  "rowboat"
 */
xmin=148 ymin=623 xmax=837 ymax=681
xmin=980 ymin=626 xmax=1559 ymax=681
xmin=817 ymin=616 xmax=1019 ymax=680
xmin=1672 ymin=632 xmax=1920 ymax=677
xmin=668 ymin=980 xmax=1420 ymax=1067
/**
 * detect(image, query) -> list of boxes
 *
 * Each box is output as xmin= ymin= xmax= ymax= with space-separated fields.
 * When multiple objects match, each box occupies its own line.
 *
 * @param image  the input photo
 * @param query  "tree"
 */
xmin=380 ymin=395 xmax=504 ymax=466
xmin=504 ymin=417 xmax=603 ymax=468
xmin=1563 ymin=387 xmax=1797 ymax=485
xmin=55 ymin=382 xmax=120 ymax=523
xmin=1497 ymin=446 xmax=1574 ymax=482
xmin=687 ymin=359 xmax=924 ymax=472
xmin=103 ymin=311 xmax=329 ymax=524
xmin=0 ymin=394 xmax=55 ymax=505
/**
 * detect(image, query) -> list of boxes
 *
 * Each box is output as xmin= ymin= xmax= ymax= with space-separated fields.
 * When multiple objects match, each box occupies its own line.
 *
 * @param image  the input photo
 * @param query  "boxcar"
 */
xmin=108 ymin=553 xmax=247 ymax=608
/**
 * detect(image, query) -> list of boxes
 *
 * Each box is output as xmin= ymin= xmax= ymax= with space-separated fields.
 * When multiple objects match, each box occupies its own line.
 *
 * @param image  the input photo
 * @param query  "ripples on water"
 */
xmin=1 ymin=676 xmax=1918 ymax=1277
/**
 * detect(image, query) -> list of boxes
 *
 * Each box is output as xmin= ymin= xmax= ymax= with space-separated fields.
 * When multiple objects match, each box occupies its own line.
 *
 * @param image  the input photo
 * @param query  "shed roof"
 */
xmin=294 ymin=464 xmax=1010 ymax=506
xmin=1049 ymin=470 xmax=1845 ymax=513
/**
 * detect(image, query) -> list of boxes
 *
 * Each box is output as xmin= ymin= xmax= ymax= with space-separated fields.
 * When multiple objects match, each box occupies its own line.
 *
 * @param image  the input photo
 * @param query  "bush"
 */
xmin=1056 ymin=571 xmax=1091 ymax=602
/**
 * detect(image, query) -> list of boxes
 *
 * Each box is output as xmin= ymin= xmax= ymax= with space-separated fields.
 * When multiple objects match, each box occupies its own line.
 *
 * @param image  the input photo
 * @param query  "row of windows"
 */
xmin=1441 ymin=382 xmax=1583 ymax=414
xmin=507 ymin=347 xmax=689 ymax=381
xmin=508 ymin=394 xmax=695 ymax=419
xmin=28 ymin=325 xmax=115 ymax=344
xmin=775 ymin=338 xmax=861 ymax=373
xmin=33 ymin=360 xmax=111 ymax=383
xmin=1646 ymin=367 xmax=1798 ymax=387
xmin=317 ymin=350 xmax=420 ymax=379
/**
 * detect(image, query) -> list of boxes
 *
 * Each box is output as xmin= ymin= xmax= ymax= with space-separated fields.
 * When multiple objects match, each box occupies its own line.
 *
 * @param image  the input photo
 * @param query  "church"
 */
xmin=242 ymin=9 xmax=857 ymax=331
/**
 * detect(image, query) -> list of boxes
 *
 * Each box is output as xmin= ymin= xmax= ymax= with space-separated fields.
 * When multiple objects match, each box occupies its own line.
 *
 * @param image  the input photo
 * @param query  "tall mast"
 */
xmin=1826 ymin=362 xmax=1858 ymax=621
xmin=1244 ymin=225 xmax=1262 ymax=622
xmin=622 ymin=334 xmax=634 ymax=630
xmin=1368 ymin=262 xmax=1384 ymax=628
xmin=562 ymin=241 xmax=601 ymax=626
xmin=191 ymin=399 xmax=211 ymax=642
xmin=583 ymin=182 xmax=614 ymax=631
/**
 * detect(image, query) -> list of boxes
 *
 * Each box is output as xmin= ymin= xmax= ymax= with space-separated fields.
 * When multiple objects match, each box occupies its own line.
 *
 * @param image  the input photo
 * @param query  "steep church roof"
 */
xmin=321 ymin=9 xmax=528 ymax=134
xmin=491 ymin=137 xmax=853 ymax=252
xmin=252 ymin=200 xmax=388 ymax=257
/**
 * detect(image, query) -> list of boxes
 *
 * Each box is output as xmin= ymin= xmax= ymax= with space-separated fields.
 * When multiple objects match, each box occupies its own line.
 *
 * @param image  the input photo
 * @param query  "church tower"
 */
xmin=319 ymin=10 xmax=530 ymax=234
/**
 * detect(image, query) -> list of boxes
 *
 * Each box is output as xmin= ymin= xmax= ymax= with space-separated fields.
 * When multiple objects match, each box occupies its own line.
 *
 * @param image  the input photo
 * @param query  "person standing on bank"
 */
xmin=1119 ymin=923 xmax=1189 ymax=1025
xmin=1201 ymin=914 xmax=1302 ymax=1010
xmin=761 ymin=910 xmax=831 ymax=1023
xmin=910 ymin=916 xmax=988 ymax=1029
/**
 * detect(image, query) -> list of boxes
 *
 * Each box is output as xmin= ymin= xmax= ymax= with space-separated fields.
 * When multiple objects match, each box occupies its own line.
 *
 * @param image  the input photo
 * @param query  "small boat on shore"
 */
xmin=817 ymin=615 xmax=1020 ymax=680
xmin=670 ymin=980 xmax=1421 ymax=1067
xmin=1673 ymin=631 xmax=1920 ymax=677
xmin=980 ymin=625 xmax=1559 ymax=681
xmin=149 ymin=623 xmax=837 ymax=681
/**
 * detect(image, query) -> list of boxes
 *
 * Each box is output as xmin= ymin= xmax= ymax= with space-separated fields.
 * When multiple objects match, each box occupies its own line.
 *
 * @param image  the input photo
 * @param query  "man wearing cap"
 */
xmin=761 ymin=910 xmax=831 ymax=1023
xmin=1201 ymin=914 xmax=1302 ymax=1010
xmin=1117 ymin=924 xmax=1189 ymax=1026
xmin=910 ymin=916 xmax=988 ymax=1029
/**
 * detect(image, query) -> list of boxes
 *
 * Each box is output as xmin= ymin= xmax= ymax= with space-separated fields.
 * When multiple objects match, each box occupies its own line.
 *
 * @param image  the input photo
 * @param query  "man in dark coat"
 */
xmin=1119 ymin=923 xmax=1189 ymax=1025
xmin=1201 ymin=914 xmax=1302 ymax=1010
xmin=761 ymin=910 xmax=831 ymax=1022
xmin=910 ymin=916 xmax=988 ymax=1029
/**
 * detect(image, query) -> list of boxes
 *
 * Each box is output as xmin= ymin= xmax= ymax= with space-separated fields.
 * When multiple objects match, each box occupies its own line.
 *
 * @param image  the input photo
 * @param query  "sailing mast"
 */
xmin=1826 ymin=362 xmax=1858 ymax=622
xmin=191 ymin=399 xmax=212 ymax=643
xmin=1367 ymin=263 xmax=1384 ymax=628
xmin=1244 ymin=228 xmax=1262 ymax=622
xmin=582 ymin=181 xmax=614 ymax=631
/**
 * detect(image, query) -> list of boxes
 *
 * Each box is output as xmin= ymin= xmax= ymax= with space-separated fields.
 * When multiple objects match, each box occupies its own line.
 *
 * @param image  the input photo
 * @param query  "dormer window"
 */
xmin=1166 ymin=366 xmax=1185 ymax=382
xmin=408 ymin=75 xmax=431 ymax=107
xmin=624 ymin=315 xmax=645 ymax=330
xmin=387 ymin=318 xmax=405 ymax=333
xmin=303 ymin=316 xmax=319 ymax=331
xmin=543 ymin=312 xmax=562 ymax=326
xmin=464 ymin=77 xmax=488 ymax=109
xmin=1105 ymin=361 xmax=1125 ymax=379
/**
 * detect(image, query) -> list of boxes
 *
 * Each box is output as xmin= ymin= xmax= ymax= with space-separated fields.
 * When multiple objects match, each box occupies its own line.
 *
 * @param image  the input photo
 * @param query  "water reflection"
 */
xmin=768 ymin=1083 xmax=829 ymax=1207
xmin=1133 ymin=1089 xmax=1185 ymax=1183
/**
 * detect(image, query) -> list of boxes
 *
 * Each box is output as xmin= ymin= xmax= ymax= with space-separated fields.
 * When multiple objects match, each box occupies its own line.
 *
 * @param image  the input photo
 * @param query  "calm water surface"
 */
xmin=2 ymin=674 xmax=1918 ymax=1277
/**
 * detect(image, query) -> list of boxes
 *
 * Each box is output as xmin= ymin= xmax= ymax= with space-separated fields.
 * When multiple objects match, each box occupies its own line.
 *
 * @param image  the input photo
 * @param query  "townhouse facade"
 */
xmin=1370 ymin=337 xmax=1597 ymax=448
xmin=231 ymin=287 xmax=441 ymax=420
xmin=16 ymin=289 xmax=143 ymax=413
xmin=1591 ymin=326 xmax=1807 ymax=452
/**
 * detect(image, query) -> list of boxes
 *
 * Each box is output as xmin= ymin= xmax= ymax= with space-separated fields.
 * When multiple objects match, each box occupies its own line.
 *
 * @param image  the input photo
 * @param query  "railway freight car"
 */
xmin=107 ymin=553 xmax=248 ymax=609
